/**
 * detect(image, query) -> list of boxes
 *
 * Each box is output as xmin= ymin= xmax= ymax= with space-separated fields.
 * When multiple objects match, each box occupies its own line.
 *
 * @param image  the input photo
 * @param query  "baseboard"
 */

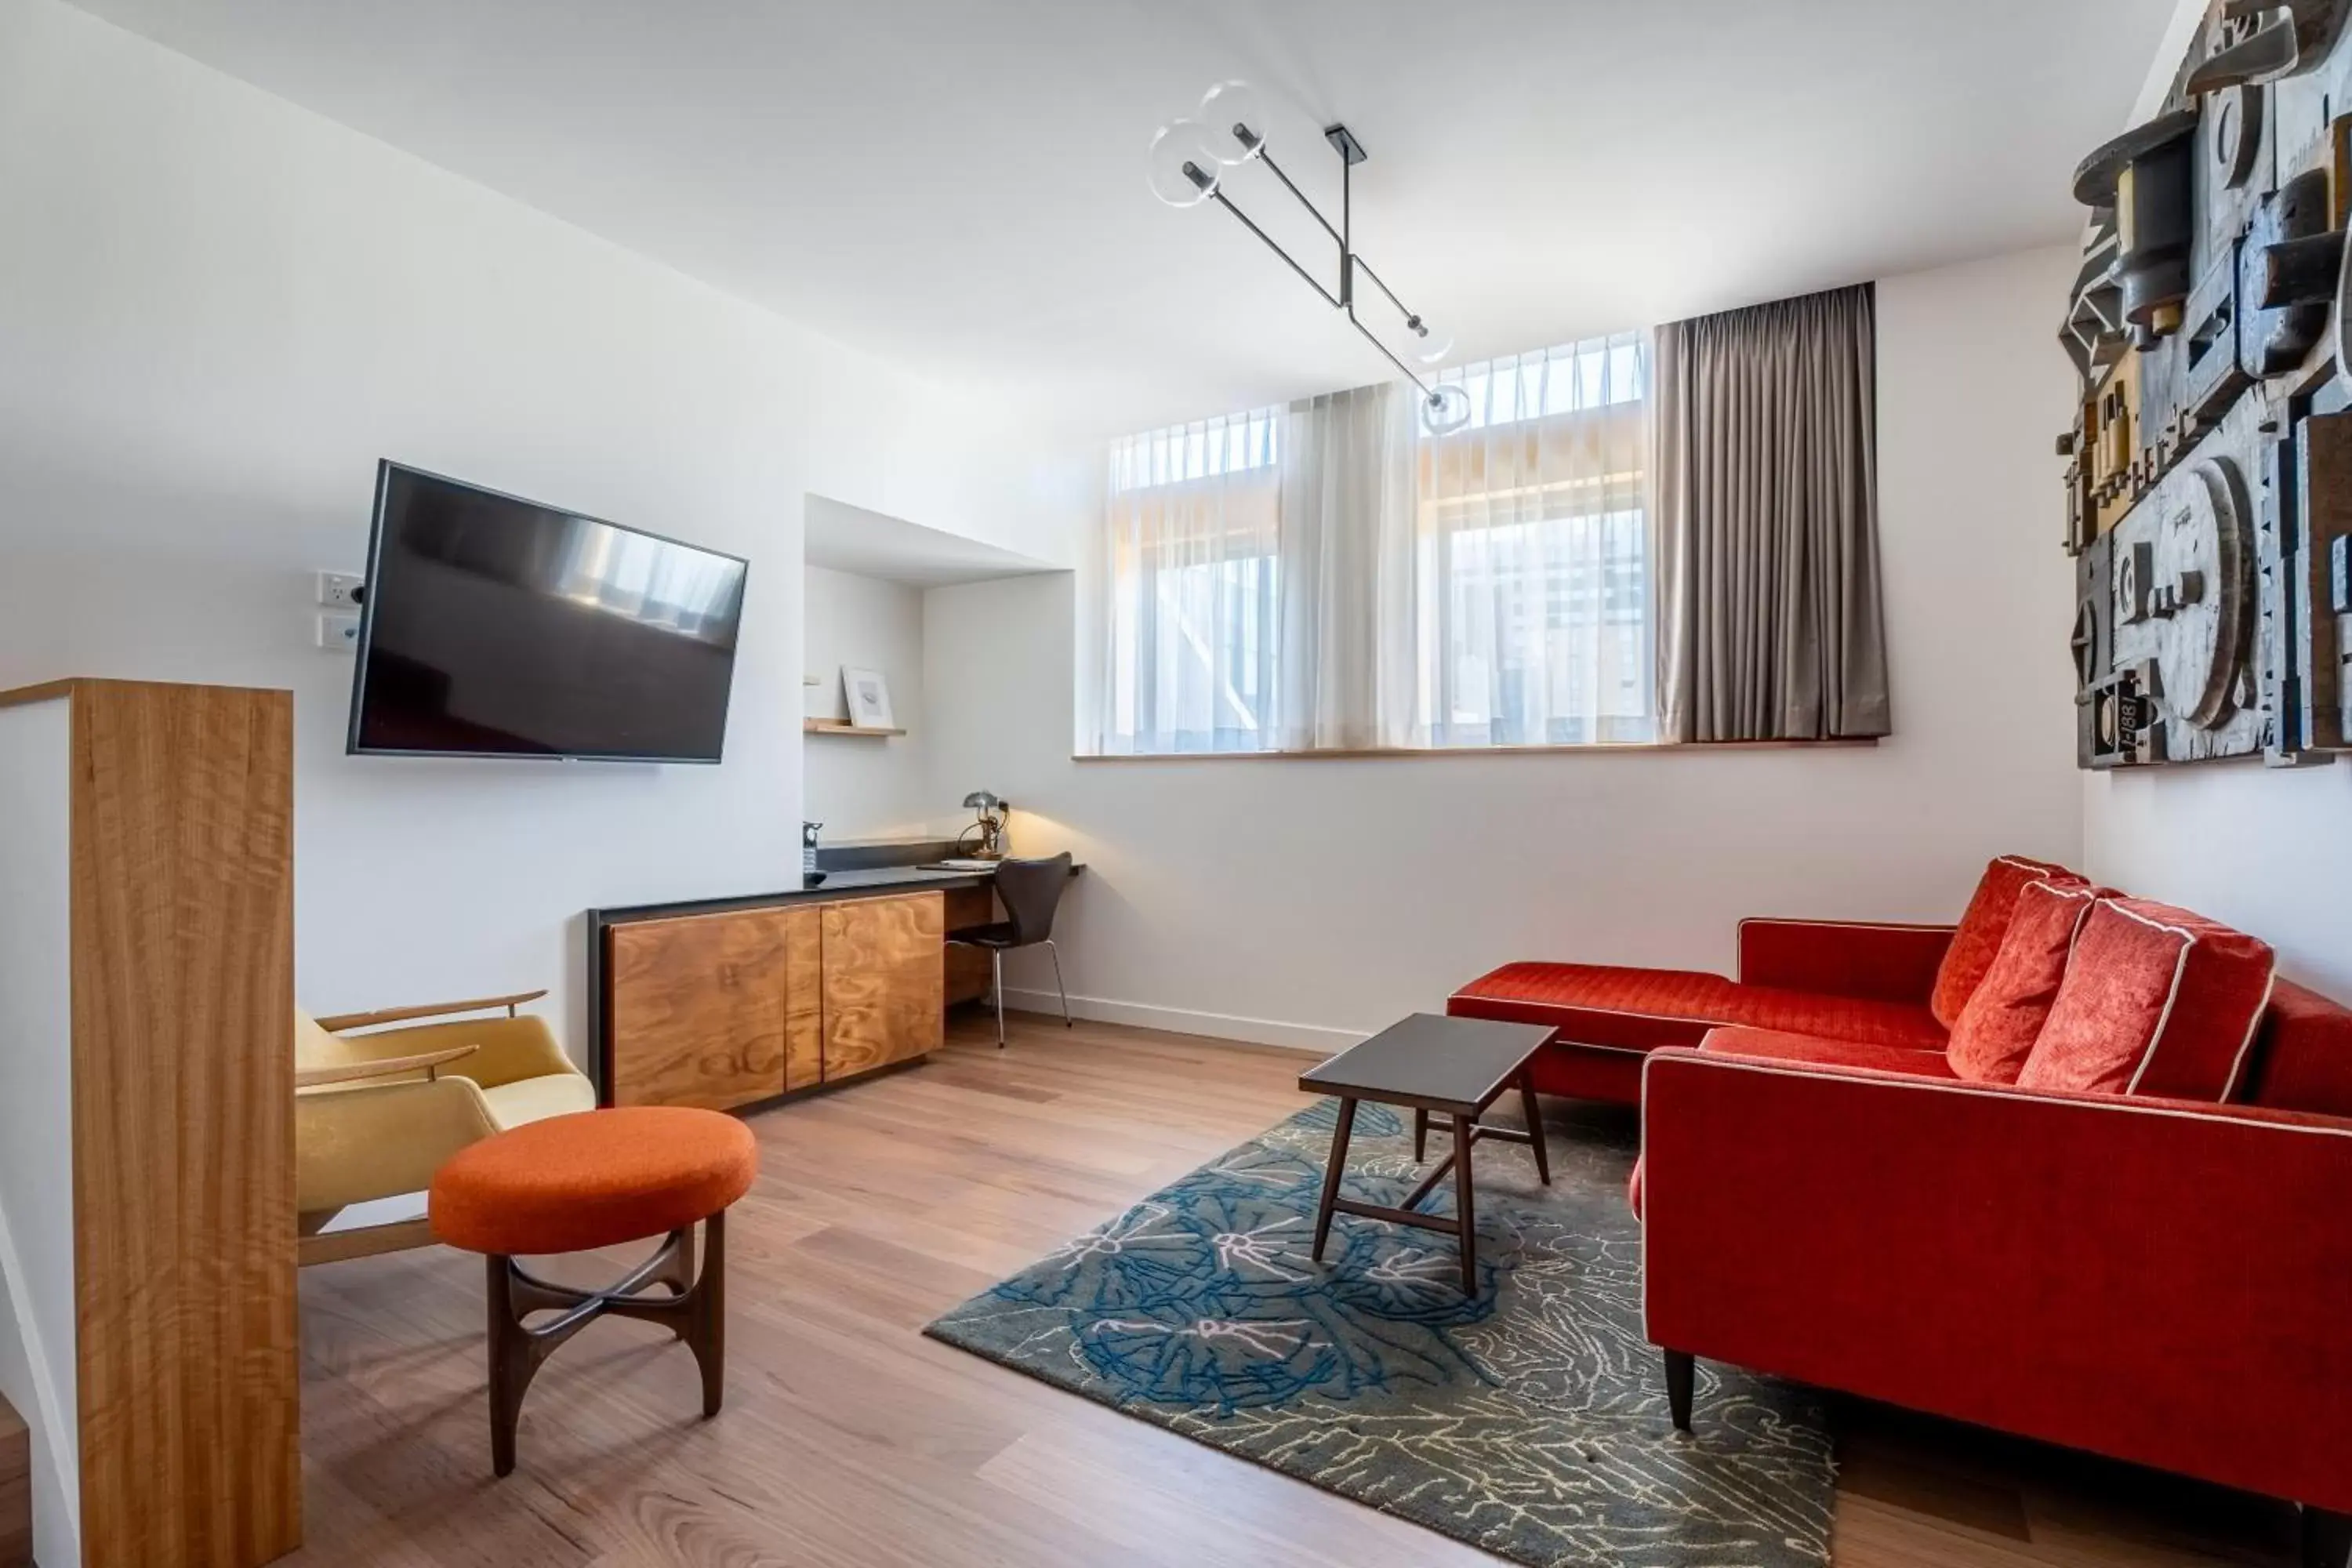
xmin=993 ymin=986 xmax=1365 ymax=1057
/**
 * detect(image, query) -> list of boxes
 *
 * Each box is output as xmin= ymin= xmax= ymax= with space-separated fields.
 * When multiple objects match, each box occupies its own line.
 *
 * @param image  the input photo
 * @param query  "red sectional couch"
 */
xmin=1451 ymin=855 xmax=2352 ymax=1562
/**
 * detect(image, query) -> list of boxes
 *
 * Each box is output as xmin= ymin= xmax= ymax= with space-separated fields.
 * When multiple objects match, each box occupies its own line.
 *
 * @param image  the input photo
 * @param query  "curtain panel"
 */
xmin=1653 ymin=283 xmax=1890 ymax=742
xmin=1276 ymin=383 xmax=1417 ymax=750
xmin=1092 ymin=410 xmax=1283 ymax=754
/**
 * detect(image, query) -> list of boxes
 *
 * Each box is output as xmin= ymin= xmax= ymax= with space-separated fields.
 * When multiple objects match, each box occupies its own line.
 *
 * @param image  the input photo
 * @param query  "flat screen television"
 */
xmin=348 ymin=462 xmax=749 ymax=763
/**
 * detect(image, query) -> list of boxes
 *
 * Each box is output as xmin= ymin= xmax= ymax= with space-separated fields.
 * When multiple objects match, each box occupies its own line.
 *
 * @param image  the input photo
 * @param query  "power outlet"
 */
xmin=317 ymin=612 xmax=361 ymax=653
xmin=316 ymin=571 xmax=364 ymax=608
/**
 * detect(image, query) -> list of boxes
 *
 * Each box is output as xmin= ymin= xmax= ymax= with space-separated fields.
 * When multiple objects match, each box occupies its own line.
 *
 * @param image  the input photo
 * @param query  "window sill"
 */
xmin=1071 ymin=738 xmax=1881 ymax=763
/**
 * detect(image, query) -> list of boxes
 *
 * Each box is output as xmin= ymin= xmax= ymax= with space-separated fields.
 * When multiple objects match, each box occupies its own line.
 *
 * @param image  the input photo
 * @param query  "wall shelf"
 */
xmin=804 ymin=719 xmax=905 ymax=739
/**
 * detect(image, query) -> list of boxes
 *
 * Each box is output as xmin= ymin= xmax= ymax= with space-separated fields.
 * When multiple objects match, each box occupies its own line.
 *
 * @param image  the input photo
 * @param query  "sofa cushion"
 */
xmin=1946 ymin=880 xmax=2100 ymax=1085
xmin=2019 ymin=898 xmax=2275 ymax=1101
xmin=2245 ymin=978 xmax=2352 ymax=1117
xmin=1697 ymin=1025 xmax=1959 ymax=1080
xmin=1450 ymin=962 xmax=1947 ymax=1055
xmin=1929 ymin=855 xmax=2083 ymax=1029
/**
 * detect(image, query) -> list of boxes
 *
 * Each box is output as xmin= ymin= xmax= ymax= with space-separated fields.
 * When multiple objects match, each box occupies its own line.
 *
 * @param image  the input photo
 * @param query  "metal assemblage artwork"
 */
xmin=2060 ymin=0 xmax=2352 ymax=768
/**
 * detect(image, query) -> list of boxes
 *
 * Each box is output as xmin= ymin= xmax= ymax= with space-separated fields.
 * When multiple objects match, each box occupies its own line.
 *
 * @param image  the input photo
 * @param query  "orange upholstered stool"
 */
xmin=429 ymin=1106 xmax=758 ymax=1476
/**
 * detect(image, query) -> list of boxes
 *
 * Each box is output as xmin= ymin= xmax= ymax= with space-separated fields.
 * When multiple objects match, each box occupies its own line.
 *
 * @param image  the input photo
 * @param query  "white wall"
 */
xmin=0 ymin=0 xmax=1073 ymax=1054
xmin=926 ymin=246 xmax=2088 ymax=1048
xmin=802 ymin=562 xmax=931 ymax=840
xmin=2085 ymin=764 xmax=2352 ymax=996
xmin=0 ymin=699 xmax=82 ymax=1568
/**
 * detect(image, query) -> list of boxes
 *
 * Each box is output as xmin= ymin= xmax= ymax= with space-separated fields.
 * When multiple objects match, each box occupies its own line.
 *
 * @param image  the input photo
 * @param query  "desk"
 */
xmin=584 ymin=858 xmax=1080 ymax=1112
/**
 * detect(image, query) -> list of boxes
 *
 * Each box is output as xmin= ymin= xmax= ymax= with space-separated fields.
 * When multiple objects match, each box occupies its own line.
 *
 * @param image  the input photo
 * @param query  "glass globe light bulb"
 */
xmin=1421 ymin=384 xmax=1472 ymax=436
xmin=1147 ymin=119 xmax=1223 ymax=208
xmin=1197 ymin=80 xmax=1269 ymax=165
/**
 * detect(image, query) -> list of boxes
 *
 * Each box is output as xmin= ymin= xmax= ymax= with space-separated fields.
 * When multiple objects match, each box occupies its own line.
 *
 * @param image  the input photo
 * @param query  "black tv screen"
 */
xmin=348 ymin=463 xmax=749 ymax=762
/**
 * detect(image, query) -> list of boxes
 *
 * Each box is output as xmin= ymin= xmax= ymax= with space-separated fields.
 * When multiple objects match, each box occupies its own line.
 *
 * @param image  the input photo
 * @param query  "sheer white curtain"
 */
xmin=1091 ymin=410 xmax=1283 ymax=753
xmin=1411 ymin=332 xmax=1653 ymax=746
xmin=1276 ymin=383 xmax=1417 ymax=750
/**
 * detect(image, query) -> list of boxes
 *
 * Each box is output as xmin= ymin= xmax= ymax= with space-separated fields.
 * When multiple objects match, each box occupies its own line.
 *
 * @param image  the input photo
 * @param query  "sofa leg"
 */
xmin=2307 ymin=1505 xmax=2352 ymax=1568
xmin=1664 ymin=1349 xmax=1694 ymax=1432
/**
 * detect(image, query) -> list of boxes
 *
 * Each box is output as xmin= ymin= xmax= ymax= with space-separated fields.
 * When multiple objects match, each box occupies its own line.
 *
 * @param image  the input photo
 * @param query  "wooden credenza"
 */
xmin=601 ymin=889 xmax=946 ymax=1111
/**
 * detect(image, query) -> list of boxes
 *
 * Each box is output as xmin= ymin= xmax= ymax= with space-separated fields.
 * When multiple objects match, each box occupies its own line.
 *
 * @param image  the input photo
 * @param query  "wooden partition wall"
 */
xmin=0 ymin=679 xmax=299 ymax=1567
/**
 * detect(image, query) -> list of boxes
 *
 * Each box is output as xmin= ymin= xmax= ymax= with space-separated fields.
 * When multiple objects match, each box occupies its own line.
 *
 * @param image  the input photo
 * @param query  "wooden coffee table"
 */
xmin=1298 ymin=1013 xmax=1555 ymax=1294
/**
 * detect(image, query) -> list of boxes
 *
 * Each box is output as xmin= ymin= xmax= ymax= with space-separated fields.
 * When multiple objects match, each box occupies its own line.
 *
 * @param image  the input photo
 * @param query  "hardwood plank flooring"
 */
xmin=288 ymin=1012 xmax=2297 ymax=1567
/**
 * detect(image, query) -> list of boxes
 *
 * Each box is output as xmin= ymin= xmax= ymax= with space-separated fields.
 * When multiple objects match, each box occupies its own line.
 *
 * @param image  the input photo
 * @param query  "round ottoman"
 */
xmin=429 ymin=1106 xmax=758 ymax=1476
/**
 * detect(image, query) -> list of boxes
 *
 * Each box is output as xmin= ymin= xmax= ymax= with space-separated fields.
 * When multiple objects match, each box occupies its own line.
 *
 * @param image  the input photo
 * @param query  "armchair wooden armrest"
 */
xmin=294 ymin=1044 xmax=478 ymax=1091
xmin=313 ymin=989 xmax=550 ymax=1033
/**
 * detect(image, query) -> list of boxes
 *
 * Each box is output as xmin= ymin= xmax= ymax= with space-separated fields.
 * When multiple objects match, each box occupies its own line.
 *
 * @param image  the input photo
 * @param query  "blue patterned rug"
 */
xmin=925 ymin=1097 xmax=1834 ymax=1567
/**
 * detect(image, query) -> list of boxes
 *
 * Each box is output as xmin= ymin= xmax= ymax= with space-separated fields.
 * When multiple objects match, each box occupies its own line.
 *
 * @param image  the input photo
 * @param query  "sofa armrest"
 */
xmin=332 ymin=1014 xmax=581 ymax=1091
xmin=1639 ymin=1049 xmax=2352 ymax=1512
xmin=293 ymin=1076 xmax=499 ymax=1216
xmin=1734 ymin=918 xmax=1952 ymax=1004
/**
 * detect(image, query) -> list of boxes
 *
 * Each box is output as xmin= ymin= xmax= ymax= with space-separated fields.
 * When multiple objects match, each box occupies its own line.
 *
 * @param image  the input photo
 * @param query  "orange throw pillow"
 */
xmin=1929 ymin=855 xmax=2084 ymax=1028
xmin=2018 ymin=898 xmax=2276 ymax=1101
xmin=1946 ymin=880 xmax=2099 ymax=1084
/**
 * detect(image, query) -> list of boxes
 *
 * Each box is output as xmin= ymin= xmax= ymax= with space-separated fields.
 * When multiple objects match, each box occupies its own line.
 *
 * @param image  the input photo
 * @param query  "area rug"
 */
xmin=924 ymin=1098 xmax=1834 ymax=1568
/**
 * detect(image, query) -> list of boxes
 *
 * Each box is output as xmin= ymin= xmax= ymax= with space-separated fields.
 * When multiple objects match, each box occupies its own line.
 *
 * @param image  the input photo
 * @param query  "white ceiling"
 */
xmin=804 ymin=493 xmax=1058 ymax=588
xmin=73 ymin=0 xmax=2174 ymax=441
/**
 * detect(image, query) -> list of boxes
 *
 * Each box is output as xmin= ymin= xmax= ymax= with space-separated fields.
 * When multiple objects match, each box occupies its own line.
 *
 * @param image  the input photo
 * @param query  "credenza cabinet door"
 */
xmin=820 ymin=892 xmax=944 ymax=1083
xmin=782 ymin=906 xmax=824 ymax=1092
xmin=608 ymin=907 xmax=802 ymax=1109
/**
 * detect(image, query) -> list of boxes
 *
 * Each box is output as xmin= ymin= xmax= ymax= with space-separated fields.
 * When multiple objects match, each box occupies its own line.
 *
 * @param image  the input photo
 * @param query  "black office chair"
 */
xmin=948 ymin=852 xmax=1073 ymax=1047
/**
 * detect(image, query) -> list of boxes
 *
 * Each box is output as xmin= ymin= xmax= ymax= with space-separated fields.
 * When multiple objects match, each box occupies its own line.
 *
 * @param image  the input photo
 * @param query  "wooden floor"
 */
xmin=289 ymin=1012 xmax=2298 ymax=1567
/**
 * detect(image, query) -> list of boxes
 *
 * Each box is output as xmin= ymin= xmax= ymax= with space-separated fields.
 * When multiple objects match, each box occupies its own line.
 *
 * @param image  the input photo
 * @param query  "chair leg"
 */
xmin=992 ymin=949 xmax=1006 ymax=1047
xmin=1414 ymin=1107 xmax=1429 ymax=1163
xmin=1044 ymin=938 xmax=1072 ymax=1026
xmin=685 ymin=1210 xmax=727 ymax=1418
xmin=1664 ymin=1349 xmax=1695 ymax=1432
xmin=486 ymin=1254 xmax=539 ymax=1479
xmin=2307 ymin=1506 xmax=2352 ymax=1568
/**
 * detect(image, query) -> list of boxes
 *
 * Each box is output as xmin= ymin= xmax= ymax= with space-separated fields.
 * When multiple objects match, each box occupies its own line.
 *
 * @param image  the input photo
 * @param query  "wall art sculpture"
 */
xmin=2060 ymin=0 xmax=2352 ymax=768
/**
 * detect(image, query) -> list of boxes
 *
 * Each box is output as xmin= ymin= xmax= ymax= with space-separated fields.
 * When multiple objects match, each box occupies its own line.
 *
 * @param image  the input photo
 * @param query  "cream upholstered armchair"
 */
xmin=295 ymin=989 xmax=595 ymax=1265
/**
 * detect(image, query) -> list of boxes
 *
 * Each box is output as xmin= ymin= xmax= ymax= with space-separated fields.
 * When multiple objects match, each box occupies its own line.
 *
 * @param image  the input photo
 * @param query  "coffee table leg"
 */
xmin=1519 ymin=1070 xmax=1552 ymax=1185
xmin=1414 ymin=1107 xmax=1429 ymax=1163
xmin=1453 ymin=1112 xmax=1478 ymax=1294
xmin=1312 ymin=1097 xmax=1359 ymax=1261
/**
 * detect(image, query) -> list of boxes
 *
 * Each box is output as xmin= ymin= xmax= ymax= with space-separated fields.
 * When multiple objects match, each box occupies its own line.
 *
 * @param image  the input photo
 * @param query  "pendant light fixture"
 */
xmin=1150 ymin=82 xmax=1471 ymax=434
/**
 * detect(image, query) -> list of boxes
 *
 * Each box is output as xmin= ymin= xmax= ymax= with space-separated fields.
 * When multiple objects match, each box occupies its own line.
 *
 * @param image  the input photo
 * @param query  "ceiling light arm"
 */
xmin=1194 ymin=122 xmax=1443 ymax=405
xmin=1207 ymin=187 xmax=1342 ymax=310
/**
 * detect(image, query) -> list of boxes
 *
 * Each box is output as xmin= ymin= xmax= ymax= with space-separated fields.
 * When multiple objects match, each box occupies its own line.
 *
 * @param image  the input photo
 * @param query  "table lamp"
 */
xmin=960 ymin=790 xmax=1007 ymax=859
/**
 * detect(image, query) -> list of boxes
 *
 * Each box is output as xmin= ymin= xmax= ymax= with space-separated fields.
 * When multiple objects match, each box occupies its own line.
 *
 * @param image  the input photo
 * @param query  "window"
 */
xmin=1086 ymin=332 xmax=1653 ymax=755
xmin=1415 ymin=332 xmax=1653 ymax=746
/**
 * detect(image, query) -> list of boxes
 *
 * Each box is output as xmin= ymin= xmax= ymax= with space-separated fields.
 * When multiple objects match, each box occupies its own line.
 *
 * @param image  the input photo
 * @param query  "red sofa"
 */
xmin=1452 ymin=856 xmax=2352 ymax=1563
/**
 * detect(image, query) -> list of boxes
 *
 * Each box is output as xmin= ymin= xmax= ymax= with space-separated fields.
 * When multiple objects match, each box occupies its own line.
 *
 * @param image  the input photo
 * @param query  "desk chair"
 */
xmin=948 ymin=852 xmax=1073 ymax=1047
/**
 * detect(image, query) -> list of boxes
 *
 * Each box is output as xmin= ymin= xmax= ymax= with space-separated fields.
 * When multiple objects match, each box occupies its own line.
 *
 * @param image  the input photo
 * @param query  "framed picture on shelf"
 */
xmin=842 ymin=666 xmax=895 ymax=729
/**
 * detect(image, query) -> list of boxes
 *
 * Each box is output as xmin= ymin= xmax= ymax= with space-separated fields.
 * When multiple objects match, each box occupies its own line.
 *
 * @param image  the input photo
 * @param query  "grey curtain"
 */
xmin=1653 ymin=283 xmax=1890 ymax=741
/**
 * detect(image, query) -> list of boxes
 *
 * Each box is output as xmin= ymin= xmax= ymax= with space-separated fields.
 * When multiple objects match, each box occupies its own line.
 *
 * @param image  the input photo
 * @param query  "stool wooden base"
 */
xmin=485 ymin=1210 xmax=728 ymax=1477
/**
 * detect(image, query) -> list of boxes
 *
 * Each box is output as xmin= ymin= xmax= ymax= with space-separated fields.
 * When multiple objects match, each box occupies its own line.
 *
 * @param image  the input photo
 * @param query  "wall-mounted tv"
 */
xmin=348 ymin=462 xmax=749 ymax=763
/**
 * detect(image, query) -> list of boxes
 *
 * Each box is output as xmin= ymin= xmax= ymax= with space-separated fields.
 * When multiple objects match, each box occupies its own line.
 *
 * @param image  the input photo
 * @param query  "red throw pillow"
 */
xmin=1929 ymin=855 xmax=2084 ymax=1028
xmin=1946 ymin=880 xmax=2100 ymax=1084
xmin=2018 ymin=898 xmax=2276 ymax=1101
